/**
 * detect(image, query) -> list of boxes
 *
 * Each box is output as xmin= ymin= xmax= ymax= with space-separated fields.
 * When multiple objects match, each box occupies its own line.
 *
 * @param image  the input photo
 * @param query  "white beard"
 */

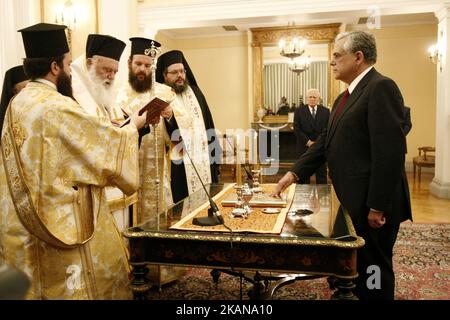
xmin=87 ymin=67 xmax=115 ymax=108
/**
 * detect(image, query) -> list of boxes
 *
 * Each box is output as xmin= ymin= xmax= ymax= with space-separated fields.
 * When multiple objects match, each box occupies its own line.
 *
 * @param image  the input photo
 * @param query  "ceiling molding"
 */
xmin=251 ymin=23 xmax=341 ymax=46
xmin=138 ymin=0 xmax=444 ymax=32
xmin=159 ymin=29 xmax=246 ymax=40
xmin=435 ymin=3 xmax=450 ymax=21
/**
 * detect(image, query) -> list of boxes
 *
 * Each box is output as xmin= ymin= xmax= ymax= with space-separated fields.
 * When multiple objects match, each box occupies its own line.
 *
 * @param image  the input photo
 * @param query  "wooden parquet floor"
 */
xmin=220 ymin=167 xmax=450 ymax=223
xmin=407 ymin=171 xmax=450 ymax=223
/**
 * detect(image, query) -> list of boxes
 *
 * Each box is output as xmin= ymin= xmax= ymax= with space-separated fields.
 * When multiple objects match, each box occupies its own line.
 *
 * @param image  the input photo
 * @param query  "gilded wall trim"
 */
xmin=251 ymin=23 xmax=341 ymax=46
xmin=250 ymin=23 xmax=341 ymax=118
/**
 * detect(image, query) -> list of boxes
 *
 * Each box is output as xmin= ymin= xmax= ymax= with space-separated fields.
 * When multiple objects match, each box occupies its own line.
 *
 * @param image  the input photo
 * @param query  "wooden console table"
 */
xmin=123 ymin=183 xmax=364 ymax=300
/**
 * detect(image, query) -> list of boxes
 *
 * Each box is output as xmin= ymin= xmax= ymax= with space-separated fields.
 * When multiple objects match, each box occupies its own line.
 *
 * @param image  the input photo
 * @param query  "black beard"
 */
xmin=129 ymin=70 xmax=152 ymax=93
xmin=168 ymin=77 xmax=190 ymax=94
xmin=56 ymin=71 xmax=74 ymax=99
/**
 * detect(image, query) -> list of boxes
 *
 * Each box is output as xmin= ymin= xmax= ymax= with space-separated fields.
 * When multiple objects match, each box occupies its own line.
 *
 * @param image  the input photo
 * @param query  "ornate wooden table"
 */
xmin=123 ymin=183 xmax=365 ymax=300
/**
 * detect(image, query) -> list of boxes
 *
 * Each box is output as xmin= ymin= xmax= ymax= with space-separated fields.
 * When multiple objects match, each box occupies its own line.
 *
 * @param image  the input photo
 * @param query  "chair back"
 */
xmin=418 ymin=146 xmax=435 ymax=160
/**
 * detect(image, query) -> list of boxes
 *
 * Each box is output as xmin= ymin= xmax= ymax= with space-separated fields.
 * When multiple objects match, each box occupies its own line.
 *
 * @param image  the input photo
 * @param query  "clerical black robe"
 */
xmin=165 ymin=85 xmax=220 ymax=203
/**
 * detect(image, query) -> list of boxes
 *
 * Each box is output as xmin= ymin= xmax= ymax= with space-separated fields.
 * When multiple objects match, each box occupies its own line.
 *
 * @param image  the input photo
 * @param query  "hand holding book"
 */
xmin=120 ymin=97 xmax=170 ymax=128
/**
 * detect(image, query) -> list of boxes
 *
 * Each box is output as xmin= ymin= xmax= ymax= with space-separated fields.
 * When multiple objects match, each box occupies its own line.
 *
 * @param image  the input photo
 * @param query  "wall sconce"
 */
xmin=54 ymin=0 xmax=84 ymax=51
xmin=428 ymin=44 xmax=440 ymax=64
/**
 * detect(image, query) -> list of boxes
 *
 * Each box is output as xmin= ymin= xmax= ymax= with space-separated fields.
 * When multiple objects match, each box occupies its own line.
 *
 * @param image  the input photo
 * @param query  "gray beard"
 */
xmin=88 ymin=67 xmax=115 ymax=107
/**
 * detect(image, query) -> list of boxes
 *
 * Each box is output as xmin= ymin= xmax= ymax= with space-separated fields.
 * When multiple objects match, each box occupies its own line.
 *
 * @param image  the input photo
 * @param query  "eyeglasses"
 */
xmin=166 ymin=69 xmax=186 ymax=76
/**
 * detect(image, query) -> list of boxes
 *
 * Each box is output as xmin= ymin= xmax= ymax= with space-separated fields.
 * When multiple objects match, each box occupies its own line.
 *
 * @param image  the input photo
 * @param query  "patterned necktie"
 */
xmin=311 ymin=107 xmax=316 ymax=119
xmin=332 ymin=89 xmax=350 ymax=124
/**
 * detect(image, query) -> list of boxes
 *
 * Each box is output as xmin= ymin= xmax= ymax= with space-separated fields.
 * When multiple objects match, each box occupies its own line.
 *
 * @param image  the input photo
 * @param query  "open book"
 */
xmin=120 ymin=97 xmax=169 ymax=128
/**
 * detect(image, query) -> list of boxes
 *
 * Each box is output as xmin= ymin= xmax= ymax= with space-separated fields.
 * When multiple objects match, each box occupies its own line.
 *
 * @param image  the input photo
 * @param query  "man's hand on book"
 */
xmin=131 ymin=110 xmax=148 ymax=129
xmin=160 ymin=105 xmax=173 ymax=121
xmin=146 ymin=112 xmax=160 ymax=126
xmin=121 ymin=97 xmax=169 ymax=129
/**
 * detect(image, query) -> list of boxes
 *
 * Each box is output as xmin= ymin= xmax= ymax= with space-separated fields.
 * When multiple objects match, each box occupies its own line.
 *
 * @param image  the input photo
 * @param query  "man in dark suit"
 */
xmin=273 ymin=31 xmax=412 ymax=300
xmin=293 ymin=88 xmax=330 ymax=183
xmin=403 ymin=106 xmax=412 ymax=135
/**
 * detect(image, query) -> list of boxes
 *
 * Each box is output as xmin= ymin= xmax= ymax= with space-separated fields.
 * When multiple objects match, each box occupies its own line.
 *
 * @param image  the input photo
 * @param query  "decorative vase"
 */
xmin=256 ymin=107 xmax=266 ymax=123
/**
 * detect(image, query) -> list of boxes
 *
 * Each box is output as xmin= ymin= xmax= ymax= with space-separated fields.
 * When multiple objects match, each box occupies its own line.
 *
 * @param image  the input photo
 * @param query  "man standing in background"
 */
xmin=293 ymin=88 xmax=329 ymax=184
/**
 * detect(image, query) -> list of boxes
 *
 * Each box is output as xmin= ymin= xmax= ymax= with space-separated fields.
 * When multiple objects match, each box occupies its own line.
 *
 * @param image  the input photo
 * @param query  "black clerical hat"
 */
xmin=1 ymin=65 xmax=29 ymax=133
xmin=130 ymin=37 xmax=161 ymax=56
xmin=155 ymin=50 xmax=197 ymax=86
xmin=86 ymin=34 xmax=126 ymax=61
xmin=18 ymin=23 xmax=69 ymax=58
xmin=6 ymin=66 xmax=28 ymax=85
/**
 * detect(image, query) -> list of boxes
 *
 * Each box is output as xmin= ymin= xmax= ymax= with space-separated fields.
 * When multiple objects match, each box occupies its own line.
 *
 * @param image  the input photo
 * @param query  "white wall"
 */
xmin=0 ymin=0 xmax=40 ymax=85
xmin=97 ymin=0 xmax=138 ymax=84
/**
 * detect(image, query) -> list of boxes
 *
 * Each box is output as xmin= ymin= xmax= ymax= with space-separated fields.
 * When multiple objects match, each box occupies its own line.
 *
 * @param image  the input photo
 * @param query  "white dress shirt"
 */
xmin=348 ymin=66 xmax=373 ymax=94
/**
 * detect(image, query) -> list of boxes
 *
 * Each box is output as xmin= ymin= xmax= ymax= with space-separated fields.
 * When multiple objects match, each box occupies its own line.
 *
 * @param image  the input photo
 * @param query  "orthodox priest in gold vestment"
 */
xmin=0 ymin=23 xmax=149 ymax=299
xmin=116 ymin=37 xmax=185 ymax=287
xmin=71 ymin=34 xmax=136 ymax=232
xmin=117 ymin=37 xmax=181 ymax=222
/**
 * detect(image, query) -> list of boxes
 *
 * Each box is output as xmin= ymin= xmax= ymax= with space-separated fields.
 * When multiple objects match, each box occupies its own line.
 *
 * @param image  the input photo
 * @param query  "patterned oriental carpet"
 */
xmin=147 ymin=223 xmax=450 ymax=300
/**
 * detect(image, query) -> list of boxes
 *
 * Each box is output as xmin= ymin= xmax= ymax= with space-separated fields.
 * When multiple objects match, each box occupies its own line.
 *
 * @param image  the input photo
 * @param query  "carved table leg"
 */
xmin=130 ymin=264 xmax=151 ymax=300
xmin=247 ymin=272 xmax=267 ymax=300
xmin=327 ymin=276 xmax=337 ymax=290
xmin=331 ymin=277 xmax=358 ymax=300
xmin=210 ymin=269 xmax=221 ymax=284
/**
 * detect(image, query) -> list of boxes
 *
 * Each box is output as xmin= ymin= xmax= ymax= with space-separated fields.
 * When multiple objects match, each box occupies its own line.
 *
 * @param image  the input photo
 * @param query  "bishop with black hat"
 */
xmin=117 ymin=37 xmax=186 ymax=288
xmin=0 ymin=23 xmax=147 ymax=300
xmin=71 ymin=33 xmax=126 ymax=121
xmin=71 ymin=33 xmax=144 ymax=233
xmin=116 ymin=37 xmax=179 ymax=231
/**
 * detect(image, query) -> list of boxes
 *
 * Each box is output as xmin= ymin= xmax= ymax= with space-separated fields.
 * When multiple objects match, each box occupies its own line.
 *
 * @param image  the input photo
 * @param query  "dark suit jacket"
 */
xmin=291 ymin=68 xmax=412 ymax=225
xmin=277 ymin=105 xmax=290 ymax=115
xmin=293 ymin=104 xmax=330 ymax=155
xmin=403 ymin=106 xmax=412 ymax=136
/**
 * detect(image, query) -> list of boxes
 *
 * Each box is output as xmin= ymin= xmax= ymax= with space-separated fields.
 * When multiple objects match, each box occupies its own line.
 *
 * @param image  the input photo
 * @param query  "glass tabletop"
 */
xmin=128 ymin=183 xmax=354 ymax=242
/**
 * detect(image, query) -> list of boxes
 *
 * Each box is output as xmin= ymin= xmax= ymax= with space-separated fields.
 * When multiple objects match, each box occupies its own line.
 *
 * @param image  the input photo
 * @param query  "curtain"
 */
xmin=0 ymin=0 xmax=37 ymax=88
xmin=0 ymin=0 xmax=17 ymax=87
xmin=264 ymin=61 xmax=328 ymax=112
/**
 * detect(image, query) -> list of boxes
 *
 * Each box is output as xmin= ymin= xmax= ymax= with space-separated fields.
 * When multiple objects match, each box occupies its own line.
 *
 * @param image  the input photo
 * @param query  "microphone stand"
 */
xmin=183 ymin=147 xmax=227 ymax=227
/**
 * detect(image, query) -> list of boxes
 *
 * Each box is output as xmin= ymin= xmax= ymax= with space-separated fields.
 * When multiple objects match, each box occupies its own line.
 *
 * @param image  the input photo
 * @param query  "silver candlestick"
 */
xmin=251 ymin=169 xmax=262 ymax=193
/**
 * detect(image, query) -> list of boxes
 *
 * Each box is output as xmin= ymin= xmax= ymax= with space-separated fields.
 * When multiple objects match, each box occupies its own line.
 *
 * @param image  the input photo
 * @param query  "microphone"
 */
xmin=183 ymin=145 xmax=224 ymax=226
